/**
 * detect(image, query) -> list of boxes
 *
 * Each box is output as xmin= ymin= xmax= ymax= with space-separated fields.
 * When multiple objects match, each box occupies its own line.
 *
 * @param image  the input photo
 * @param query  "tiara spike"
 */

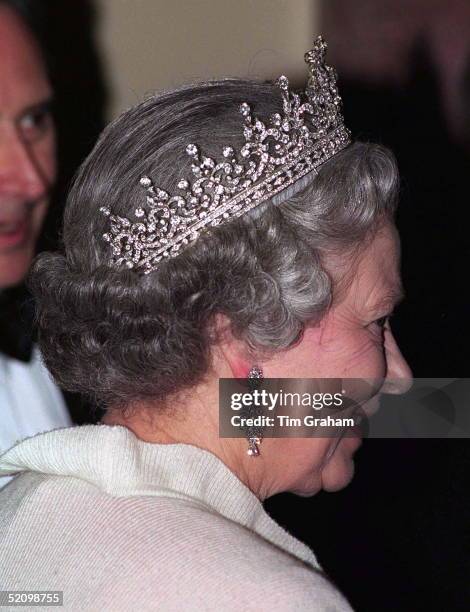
xmin=101 ymin=35 xmax=351 ymax=274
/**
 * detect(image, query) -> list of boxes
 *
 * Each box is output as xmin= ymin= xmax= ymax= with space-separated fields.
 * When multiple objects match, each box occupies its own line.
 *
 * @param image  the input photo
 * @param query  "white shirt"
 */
xmin=0 ymin=345 xmax=71 ymax=487
xmin=0 ymin=425 xmax=353 ymax=611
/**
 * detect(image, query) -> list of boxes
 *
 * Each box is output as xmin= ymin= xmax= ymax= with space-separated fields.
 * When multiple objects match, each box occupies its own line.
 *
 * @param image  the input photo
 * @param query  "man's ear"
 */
xmin=211 ymin=313 xmax=253 ymax=378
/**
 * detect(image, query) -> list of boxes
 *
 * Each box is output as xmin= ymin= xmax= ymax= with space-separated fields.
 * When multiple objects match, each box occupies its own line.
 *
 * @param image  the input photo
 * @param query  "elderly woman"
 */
xmin=0 ymin=38 xmax=411 ymax=611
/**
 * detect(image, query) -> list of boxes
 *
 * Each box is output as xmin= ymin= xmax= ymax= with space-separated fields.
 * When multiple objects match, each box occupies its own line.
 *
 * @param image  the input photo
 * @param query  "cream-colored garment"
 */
xmin=0 ymin=425 xmax=352 ymax=611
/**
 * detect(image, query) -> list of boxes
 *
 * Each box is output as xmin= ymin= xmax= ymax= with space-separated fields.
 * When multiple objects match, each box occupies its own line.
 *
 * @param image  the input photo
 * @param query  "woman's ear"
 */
xmin=211 ymin=313 xmax=253 ymax=378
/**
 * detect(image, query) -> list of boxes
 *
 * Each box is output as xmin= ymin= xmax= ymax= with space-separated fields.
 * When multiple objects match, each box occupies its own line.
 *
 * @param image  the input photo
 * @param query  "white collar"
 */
xmin=0 ymin=424 xmax=319 ymax=569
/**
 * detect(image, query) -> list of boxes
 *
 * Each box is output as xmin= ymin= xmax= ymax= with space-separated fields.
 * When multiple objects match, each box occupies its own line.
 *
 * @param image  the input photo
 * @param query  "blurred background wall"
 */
xmin=94 ymin=0 xmax=319 ymax=118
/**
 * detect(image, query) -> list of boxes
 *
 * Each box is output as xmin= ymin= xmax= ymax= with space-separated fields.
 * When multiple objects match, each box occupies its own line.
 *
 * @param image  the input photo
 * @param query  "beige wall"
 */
xmin=94 ymin=0 xmax=319 ymax=119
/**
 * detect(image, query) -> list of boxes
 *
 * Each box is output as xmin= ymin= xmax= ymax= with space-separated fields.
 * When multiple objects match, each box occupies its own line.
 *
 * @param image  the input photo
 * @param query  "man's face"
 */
xmin=0 ymin=6 xmax=56 ymax=289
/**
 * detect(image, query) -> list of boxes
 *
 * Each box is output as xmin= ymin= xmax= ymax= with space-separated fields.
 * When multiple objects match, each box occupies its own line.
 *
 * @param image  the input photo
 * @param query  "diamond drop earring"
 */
xmin=247 ymin=365 xmax=263 ymax=457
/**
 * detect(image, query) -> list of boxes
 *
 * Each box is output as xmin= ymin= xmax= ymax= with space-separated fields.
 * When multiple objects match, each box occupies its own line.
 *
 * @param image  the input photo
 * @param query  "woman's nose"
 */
xmin=381 ymin=329 xmax=413 ymax=395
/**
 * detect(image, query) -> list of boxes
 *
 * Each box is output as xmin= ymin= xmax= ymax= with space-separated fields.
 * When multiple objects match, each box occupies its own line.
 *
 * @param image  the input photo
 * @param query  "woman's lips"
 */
xmin=0 ymin=218 xmax=30 ymax=250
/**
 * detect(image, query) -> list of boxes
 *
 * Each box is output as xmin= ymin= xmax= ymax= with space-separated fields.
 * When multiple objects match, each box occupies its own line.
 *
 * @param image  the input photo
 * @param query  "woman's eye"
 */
xmin=373 ymin=316 xmax=389 ymax=330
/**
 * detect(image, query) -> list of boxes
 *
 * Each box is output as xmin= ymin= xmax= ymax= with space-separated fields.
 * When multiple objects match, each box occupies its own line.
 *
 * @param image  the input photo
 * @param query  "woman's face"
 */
xmin=263 ymin=222 xmax=412 ymax=497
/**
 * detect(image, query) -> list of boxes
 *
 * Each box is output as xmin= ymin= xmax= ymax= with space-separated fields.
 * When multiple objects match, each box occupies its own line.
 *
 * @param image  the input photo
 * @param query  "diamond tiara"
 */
xmin=100 ymin=36 xmax=351 ymax=274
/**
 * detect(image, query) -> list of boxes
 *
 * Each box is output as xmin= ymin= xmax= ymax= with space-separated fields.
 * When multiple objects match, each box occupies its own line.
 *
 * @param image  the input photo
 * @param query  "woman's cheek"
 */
xmin=334 ymin=329 xmax=386 ymax=378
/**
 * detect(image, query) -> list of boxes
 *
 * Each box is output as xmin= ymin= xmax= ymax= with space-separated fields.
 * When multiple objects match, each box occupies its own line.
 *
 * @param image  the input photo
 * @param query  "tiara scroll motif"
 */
xmin=100 ymin=36 xmax=351 ymax=274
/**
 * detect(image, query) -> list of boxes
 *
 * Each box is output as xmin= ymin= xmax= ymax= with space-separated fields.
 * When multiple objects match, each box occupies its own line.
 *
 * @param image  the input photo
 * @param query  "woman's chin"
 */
xmin=288 ymin=436 xmax=361 ymax=497
xmin=320 ymin=435 xmax=361 ymax=492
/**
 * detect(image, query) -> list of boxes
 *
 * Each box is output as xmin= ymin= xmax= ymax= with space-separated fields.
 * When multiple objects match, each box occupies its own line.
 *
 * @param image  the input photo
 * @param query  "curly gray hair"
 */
xmin=29 ymin=79 xmax=399 ymax=409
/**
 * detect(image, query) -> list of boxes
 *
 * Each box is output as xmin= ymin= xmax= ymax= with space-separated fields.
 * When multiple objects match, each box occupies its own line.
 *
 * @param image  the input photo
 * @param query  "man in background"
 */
xmin=0 ymin=0 xmax=71 ymax=486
